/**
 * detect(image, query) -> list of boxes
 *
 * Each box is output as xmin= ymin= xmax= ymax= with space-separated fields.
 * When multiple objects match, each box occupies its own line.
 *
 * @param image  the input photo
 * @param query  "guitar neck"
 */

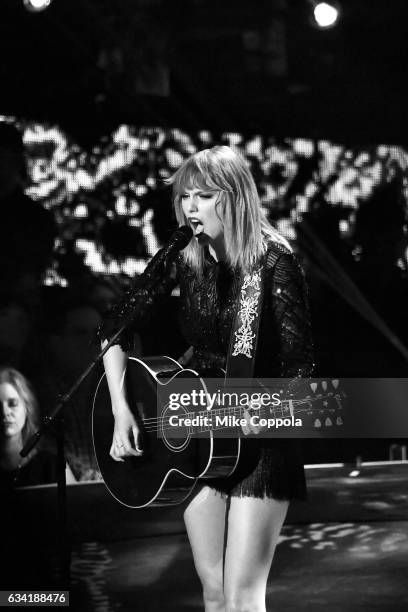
xmin=182 ymin=393 xmax=341 ymax=434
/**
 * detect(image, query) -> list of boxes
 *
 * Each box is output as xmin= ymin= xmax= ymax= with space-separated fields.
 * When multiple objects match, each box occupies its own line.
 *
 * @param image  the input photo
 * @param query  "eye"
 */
xmin=198 ymin=192 xmax=217 ymax=200
xmin=8 ymin=399 xmax=19 ymax=408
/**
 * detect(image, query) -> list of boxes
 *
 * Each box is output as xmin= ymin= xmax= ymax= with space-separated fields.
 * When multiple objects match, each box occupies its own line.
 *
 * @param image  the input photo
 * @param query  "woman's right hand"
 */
xmin=110 ymin=402 xmax=143 ymax=462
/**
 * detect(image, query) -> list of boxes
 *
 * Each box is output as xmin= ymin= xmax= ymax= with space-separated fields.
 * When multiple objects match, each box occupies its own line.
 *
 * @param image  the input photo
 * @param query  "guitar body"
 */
xmin=92 ymin=356 xmax=240 ymax=508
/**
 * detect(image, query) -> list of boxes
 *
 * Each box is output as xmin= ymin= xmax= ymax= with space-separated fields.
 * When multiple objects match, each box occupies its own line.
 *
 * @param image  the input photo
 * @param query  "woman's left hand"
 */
xmin=241 ymin=401 xmax=262 ymax=436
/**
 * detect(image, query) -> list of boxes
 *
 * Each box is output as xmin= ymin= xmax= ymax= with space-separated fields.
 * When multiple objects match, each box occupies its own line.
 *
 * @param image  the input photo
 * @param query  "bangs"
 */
xmin=172 ymin=156 xmax=224 ymax=196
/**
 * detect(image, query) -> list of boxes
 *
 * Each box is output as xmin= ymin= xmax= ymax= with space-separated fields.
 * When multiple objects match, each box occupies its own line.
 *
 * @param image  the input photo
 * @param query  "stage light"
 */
xmin=313 ymin=2 xmax=340 ymax=28
xmin=23 ymin=0 xmax=52 ymax=13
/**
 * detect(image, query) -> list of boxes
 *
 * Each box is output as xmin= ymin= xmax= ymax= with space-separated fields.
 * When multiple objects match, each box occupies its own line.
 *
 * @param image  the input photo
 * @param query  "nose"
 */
xmin=1 ymin=402 xmax=11 ymax=418
xmin=185 ymin=194 xmax=198 ymax=213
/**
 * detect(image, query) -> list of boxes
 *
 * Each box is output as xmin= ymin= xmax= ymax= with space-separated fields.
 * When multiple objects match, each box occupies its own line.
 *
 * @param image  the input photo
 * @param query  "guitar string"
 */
xmin=139 ymin=396 xmax=343 ymax=434
xmin=126 ymin=380 xmax=340 ymax=426
xmin=139 ymin=384 xmax=341 ymax=423
xmin=141 ymin=411 xmax=343 ymax=436
xmin=139 ymin=397 xmax=342 ymax=431
xmin=139 ymin=393 xmax=341 ymax=424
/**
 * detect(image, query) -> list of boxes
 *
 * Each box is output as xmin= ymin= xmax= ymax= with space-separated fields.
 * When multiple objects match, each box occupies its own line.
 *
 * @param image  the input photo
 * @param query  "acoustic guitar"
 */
xmin=92 ymin=356 xmax=343 ymax=508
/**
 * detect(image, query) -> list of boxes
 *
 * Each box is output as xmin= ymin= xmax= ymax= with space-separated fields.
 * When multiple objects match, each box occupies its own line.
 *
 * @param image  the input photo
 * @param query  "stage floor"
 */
xmin=69 ymin=519 xmax=408 ymax=612
xmin=8 ymin=462 xmax=408 ymax=611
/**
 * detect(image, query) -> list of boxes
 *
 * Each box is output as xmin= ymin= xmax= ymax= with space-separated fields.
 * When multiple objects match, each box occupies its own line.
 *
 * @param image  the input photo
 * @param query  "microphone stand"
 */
xmin=20 ymin=324 xmax=127 ymax=588
xmin=20 ymin=224 xmax=193 ymax=588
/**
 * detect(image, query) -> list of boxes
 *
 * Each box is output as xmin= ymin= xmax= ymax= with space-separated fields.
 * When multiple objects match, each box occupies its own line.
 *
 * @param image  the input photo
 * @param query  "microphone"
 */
xmin=165 ymin=225 xmax=193 ymax=251
xmin=99 ymin=225 xmax=193 ymax=341
xmin=147 ymin=225 xmax=192 ymax=269
xmin=137 ymin=225 xmax=193 ymax=287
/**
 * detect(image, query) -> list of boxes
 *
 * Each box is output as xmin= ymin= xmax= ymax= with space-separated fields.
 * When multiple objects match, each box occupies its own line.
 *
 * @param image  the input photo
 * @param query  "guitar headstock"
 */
xmin=270 ymin=379 xmax=346 ymax=430
xmin=302 ymin=379 xmax=345 ymax=429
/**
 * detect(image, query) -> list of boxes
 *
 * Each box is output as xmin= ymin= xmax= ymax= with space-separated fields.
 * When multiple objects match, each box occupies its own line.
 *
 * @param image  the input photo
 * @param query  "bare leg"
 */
xmin=184 ymin=486 xmax=227 ymax=612
xmin=223 ymin=496 xmax=289 ymax=612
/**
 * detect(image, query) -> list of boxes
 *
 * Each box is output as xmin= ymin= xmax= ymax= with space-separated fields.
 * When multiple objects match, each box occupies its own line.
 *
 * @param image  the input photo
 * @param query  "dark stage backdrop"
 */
xmin=2 ymin=116 xmax=407 ymax=284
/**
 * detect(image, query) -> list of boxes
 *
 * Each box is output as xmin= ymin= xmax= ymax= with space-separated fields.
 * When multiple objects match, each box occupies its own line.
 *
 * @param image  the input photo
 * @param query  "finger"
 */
xmin=241 ymin=412 xmax=250 ymax=436
xmin=121 ymin=437 xmax=140 ymax=456
xmin=248 ymin=417 xmax=260 ymax=435
xmin=109 ymin=442 xmax=124 ymax=462
xmin=132 ymin=426 xmax=143 ymax=454
xmin=254 ymin=419 xmax=262 ymax=434
xmin=246 ymin=406 xmax=260 ymax=435
xmin=114 ymin=438 xmax=127 ymax=455
xmin=113 ymin=436 xmax=129 ymax=459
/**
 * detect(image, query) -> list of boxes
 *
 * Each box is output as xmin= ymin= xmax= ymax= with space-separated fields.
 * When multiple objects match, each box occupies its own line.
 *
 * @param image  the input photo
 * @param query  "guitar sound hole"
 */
xmin=160 ymin=407 xmax=190 ymax=452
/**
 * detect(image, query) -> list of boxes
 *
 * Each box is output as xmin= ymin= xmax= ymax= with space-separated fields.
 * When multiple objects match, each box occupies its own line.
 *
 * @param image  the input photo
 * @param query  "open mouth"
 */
xmin=189 ymin=218 xmax=204 ymax=236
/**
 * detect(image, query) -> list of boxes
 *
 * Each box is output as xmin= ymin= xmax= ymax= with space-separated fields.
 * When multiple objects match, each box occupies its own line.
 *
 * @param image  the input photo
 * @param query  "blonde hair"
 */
xmin=167 ymin=145 xmax=290 ymax=275
xmin=0 ymin=368 xmax=39 ymax=443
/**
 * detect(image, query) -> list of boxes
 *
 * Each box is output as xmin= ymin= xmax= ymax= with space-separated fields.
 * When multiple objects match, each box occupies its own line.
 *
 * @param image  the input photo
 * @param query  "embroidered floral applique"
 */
xmin=232 ymin=268 xmax=262 ymax=358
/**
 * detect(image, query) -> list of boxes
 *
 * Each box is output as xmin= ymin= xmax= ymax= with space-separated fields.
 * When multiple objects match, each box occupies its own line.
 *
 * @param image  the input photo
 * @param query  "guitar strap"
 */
xmin=225 ymin=246 xmax=281 ymax=379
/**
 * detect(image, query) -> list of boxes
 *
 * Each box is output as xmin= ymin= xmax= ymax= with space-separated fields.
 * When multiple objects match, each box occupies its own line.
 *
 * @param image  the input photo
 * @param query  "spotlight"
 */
xmin=23 ymin=0 xmax=53 ymax=12
xmin=313 ymin=2 xmax=340 ymax=29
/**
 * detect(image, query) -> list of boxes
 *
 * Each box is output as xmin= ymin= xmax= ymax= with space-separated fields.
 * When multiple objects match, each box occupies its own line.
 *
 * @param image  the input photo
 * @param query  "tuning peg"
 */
xmin=323 ymin=400 xmax=328 ymax=407
xmin=332 ymin=379 xmax=339 ymax=389
xmin=325 ymin=417 xmax=332 ymax=427
xmin=322 ymin=381 xmax=327 ymax=391
xmin=310 ymin=382 xmax=318 ymax=393
xmin=314 ymin=418 xmax=322 ymax=428
xmin=336 ymin=416 xmax=343 ymax=426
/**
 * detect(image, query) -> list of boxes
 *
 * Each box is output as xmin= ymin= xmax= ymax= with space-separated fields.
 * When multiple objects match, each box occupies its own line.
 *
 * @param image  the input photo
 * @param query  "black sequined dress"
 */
xmin=100 ymin=241 xmax=314 ymax=500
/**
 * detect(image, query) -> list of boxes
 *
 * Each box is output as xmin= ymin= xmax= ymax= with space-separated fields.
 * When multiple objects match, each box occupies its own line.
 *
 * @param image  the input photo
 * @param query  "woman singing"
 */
xmin=100 ymin=145 xmax=313 ymax=612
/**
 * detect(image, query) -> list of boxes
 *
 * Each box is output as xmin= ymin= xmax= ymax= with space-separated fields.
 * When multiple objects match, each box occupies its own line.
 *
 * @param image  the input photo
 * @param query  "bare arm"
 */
xmin=98 ymin=252 xmax=180 ymax=458
xmin=102 ymin=342 xmax=143 ymax=461
xmin=102 ymin=342 xmax=128 ymax=407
